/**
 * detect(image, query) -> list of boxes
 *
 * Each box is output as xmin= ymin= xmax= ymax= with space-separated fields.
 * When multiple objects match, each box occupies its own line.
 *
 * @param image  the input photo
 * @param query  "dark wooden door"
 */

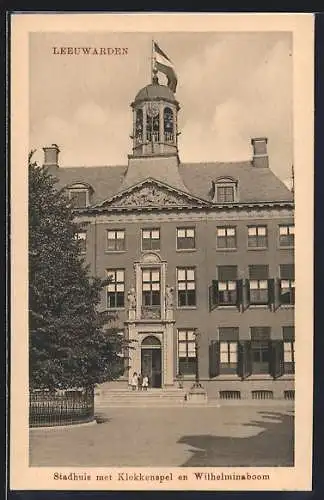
xmin=141 ymin=348 xmax=162 ymax=388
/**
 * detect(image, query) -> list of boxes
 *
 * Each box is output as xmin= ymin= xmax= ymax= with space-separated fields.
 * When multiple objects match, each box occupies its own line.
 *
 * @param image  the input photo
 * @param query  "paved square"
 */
xmin=29 ymin=404 xmax=294 ymax=467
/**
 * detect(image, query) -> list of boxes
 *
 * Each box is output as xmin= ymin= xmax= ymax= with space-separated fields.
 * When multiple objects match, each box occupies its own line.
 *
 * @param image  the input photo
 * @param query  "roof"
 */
xmin=53 ymin=159 xmax=293 ymax=206
xmin=134 ymin=83 xmax=177 ymax=104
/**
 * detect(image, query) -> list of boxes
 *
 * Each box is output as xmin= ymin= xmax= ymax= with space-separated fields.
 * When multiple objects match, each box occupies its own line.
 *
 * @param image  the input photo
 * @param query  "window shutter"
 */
xmin=236 ymin=279 xmax=243 ymax=311
xmin=249 ymin=264 xmax=269 ymax=279
xmin=218 ymin=265 xmax=237 ymax=281
xmin=274 ymin=278 xmax=281 ymax=311
xmin=209 ymin=341 xmax=220 ymax=378
xmin=280 ymin=264 xmax=295 ymax=279
xmin=238 ymin=340 xmax=252 ymax=379
xmin=242 ymin=279 xmax=250 ymax=311
xmin=270 ymin=340 xmax=284 ymax=379
xmin=268 ymin=278 xmax=275 ymax=310
xmin=211 ymin=280 xmax=219 ymax=309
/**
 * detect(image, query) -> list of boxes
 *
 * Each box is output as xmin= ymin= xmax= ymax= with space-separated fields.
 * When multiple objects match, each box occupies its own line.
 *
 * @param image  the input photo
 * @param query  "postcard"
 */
xmin=10 ymin=12 xmax=314 ymax=491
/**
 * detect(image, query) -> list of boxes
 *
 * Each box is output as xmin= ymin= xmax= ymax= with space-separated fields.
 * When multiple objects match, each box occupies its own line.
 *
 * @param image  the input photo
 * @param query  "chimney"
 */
xmin=43 ymin=144 xmax=60 ymax=172
xmin=251 ymin=137 xmax=268 ymax=168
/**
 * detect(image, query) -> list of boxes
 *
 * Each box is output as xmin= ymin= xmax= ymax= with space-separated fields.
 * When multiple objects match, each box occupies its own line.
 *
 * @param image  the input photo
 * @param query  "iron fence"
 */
xmin=29 ymin=388 xmax=94 ymax=428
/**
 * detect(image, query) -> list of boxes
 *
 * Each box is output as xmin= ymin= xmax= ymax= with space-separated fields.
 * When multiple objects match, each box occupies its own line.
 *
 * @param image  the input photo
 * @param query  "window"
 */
xmin=279 ymin=225 xmax=294 ymax=247
xmin=213 ymin=178 xmax=237 ymax=203
xmin=74 ymin=231 xmax=86 ymax=254
xmin=142 ymin=228 xmax=160 ymax=251
xmin=251 ymin=327 xmax=271 ymax=374
xmin=142 ymin=269 xmax=160 ymax=306
xmin=249 ymin=265 xmax=269 ymax=305
xmin=69 ymin=189 xmax=88 ymax=208
xmin=107 ymin=230 xmax=125 ymax=251
xmin=279 ymin=264 xmax=295 ymax=305
xmin=216 ymin=227 xmax=236 ymax=249
xmin=106 ymin=269 xmax=125 ymax=308
xmin=164 ymin=107 xmax=174 ymax=142
xmin=217 ymin=266 xmax=237 ymax=305
xmin=177 ymin=268 xmax=196 ymax=307
xmin=177 ymin=227 xmax=195 ymax=250
xmin=217 ymin=185 xmax=235 ymax=202
xmin=283 ymin=326 xmax=295 ymax=374
xmin=178 ymin=329 xmax=197 ymax=375
xmin=248 ymin=226 xmax=268 ymax=248
xmin=219 ymin=327 xmax=239 ymax=374
xmin=135 ymin=109 xmax=143 ymax=144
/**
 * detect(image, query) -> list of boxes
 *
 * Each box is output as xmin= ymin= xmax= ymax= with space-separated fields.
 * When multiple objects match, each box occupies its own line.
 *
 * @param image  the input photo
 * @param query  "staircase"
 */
xmin=95 ymin=387 xmax=188 ymax=409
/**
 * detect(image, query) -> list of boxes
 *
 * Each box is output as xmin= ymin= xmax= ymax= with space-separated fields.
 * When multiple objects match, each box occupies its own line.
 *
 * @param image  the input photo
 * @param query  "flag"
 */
xmin=153 ymin=41 xmax=178 ymax=93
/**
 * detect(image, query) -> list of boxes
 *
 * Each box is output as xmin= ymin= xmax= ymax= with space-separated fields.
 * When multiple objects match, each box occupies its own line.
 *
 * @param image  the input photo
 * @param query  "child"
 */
xmin=131 ymin=372 xmax=138 ymax=391
xmin=137 ymin=373 xmax=143 ymax=391
xmin=142 ymin=374 xmax=149 ymax=391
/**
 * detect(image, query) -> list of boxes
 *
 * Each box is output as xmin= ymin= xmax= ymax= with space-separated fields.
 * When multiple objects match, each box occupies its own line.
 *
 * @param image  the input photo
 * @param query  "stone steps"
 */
xmin=95 ymin=388 xmax=188 ymax=407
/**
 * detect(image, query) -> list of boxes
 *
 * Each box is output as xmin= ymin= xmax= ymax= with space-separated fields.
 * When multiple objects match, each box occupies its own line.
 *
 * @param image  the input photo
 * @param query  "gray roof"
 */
xmin=134 ymin=83 xmax=178 ymax=104
xmin=53 ymin=159 xmax=293 ymax=206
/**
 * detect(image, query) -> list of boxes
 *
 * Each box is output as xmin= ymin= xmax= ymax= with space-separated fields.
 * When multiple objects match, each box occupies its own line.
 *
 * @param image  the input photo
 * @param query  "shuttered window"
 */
xmin=219 ymin=327 xmax=239 ymax=374
xmin=250 ymin=327 xmax=271 ymax=374
xmin=283 ymin=326 xmax=295 ymax=374
xmin=248 ymin=265 xmax=269 ymax=305
xmin=280 ymin=265 xmax=295 ymax=305
xmin=217 ymin=266 xmax=237 ymax=306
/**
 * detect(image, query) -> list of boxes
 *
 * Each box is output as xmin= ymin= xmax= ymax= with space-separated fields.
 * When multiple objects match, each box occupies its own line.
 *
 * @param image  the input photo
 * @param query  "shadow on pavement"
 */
xmin=178 ymin=411 xmax=294 ymax=467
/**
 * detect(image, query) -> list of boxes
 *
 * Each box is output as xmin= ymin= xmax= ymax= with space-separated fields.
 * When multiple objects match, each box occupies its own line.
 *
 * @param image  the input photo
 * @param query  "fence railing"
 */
xmin=29 ymin=388 xmax=95 ymax=428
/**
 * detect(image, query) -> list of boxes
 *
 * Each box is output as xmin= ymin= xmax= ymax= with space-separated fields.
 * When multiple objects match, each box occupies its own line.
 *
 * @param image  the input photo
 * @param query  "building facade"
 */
xmin=44 ymin=73 xmax=295 ymax=400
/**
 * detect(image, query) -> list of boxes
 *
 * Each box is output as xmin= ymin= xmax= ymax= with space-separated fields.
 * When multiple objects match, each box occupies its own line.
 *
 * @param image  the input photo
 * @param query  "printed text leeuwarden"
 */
xmin=52 ymin=47 xmax=128 ymax=56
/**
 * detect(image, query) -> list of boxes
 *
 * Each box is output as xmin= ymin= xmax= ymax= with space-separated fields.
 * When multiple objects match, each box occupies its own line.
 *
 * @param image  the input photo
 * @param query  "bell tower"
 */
xmin=130 ymin=69 xmax=180 ymax=158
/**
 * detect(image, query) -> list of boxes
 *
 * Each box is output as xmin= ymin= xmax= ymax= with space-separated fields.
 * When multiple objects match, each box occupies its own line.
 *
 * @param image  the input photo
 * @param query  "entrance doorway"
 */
xmin=141 ymin=336 xmax=162 ymax=388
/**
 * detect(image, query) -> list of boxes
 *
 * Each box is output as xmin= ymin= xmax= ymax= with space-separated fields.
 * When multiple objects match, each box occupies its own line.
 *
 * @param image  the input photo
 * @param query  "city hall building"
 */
xmin=43 ymin=70 xmax=295 ymax=400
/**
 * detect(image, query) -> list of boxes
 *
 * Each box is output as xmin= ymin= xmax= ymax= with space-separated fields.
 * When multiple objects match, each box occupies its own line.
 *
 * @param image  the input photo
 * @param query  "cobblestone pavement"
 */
xmin=29 ymin=404 xmax=294 ymax=467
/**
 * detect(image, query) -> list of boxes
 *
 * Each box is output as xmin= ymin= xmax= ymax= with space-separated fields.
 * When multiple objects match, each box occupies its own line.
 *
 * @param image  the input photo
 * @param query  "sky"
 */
xmin=29 ymin=31 xmax=293 ymax=184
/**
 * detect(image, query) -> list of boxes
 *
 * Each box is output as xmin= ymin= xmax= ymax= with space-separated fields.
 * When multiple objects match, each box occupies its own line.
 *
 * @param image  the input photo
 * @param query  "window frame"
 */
xmin=106 ymin=229 xmax=126 ymax=252
xmin=106 ymin=269 xmax=125 ymax=309
xmin=216 ymin=226 xmax=237 ymax=250
xmin=247 ymin=225 xmax=268 ymax=249
xmin=68 ymin=188 xmax=89 ymax=208
xmin=177 ymin=329 xmax=197 ymax=376
xmin=177 ymin=267 xmax=197 ymax=308
xmin=141 ymin=228 xmax=161 ymax=251
xmin=142 ymin=268 xmax=161 ymax=307
xmin=176 ymin=227 xmax=196 ymax=251
xmin=279 ymin=224 xmax=295 ymax=248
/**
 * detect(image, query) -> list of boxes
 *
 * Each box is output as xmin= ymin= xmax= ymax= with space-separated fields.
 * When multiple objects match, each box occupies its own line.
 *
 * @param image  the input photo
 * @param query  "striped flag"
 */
xmin=153 ymin=41 xmax=178 ymax=93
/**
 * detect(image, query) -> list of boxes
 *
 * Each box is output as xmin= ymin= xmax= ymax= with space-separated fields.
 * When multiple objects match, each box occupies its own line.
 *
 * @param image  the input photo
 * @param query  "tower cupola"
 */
xmin=130 ymin=71 xmax=180 ymax=158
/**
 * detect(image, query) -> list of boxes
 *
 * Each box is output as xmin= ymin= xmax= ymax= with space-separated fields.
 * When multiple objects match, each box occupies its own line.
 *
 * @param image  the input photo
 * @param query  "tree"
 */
xmin=29 ymin=152 xmax=128 ymax=390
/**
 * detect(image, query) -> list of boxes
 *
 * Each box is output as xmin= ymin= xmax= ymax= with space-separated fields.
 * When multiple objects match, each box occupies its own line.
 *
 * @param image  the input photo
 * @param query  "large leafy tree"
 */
xmin=29 ymin=152 xmax=128 ymax=390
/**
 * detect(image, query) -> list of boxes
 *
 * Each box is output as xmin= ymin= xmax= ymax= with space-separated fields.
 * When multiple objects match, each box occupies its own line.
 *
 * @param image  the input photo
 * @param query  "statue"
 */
xmin=165 ymin=285 xmax=174 ymax=308
xmin=127 ymin=288 xmax=136 ymax=309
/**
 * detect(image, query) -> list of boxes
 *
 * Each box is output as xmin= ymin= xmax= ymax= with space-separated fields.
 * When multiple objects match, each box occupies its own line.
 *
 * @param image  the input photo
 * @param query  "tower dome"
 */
xmin=134 ymin=82 xmax=178 ymax=105
xmin=130 ymin=75 xmax=180 ymax=158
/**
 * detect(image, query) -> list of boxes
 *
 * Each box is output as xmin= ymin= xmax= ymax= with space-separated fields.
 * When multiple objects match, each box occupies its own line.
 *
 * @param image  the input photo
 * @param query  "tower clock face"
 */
xmin=147 ymin=102 xmax=159 ymax=117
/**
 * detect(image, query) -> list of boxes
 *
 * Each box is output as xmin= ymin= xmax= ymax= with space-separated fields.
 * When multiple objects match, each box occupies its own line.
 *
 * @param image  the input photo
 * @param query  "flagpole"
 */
xmin=151 ymin=38 xmax=154 ymax=83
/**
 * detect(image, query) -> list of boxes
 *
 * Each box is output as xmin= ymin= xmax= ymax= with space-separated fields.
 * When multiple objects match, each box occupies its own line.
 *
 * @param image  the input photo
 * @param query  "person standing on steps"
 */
xmin=137 ymin=373 xmax=143 ymax=391
xmin=142 ymin=374 xmax=149 ymax=391
xmin=131 ymin=372 xmax=138 ymax=391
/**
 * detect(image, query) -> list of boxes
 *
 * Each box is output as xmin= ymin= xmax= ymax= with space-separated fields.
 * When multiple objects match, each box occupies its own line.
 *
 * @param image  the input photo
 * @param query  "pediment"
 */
xmin=95 ymin=178 xmax=210 ymax=209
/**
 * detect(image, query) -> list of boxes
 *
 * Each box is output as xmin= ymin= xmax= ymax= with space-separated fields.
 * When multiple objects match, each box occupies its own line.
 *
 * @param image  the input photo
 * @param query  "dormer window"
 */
xmin=212 ymin=177 xmax=238 ymax=203
xmin=67 ymin=183 xmax=92 ymax=208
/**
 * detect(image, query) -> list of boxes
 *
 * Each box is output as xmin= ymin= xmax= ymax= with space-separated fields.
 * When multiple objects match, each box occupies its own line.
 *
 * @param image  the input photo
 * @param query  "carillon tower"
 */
xmin=130 ymin=68 xmax=180 ymax=158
